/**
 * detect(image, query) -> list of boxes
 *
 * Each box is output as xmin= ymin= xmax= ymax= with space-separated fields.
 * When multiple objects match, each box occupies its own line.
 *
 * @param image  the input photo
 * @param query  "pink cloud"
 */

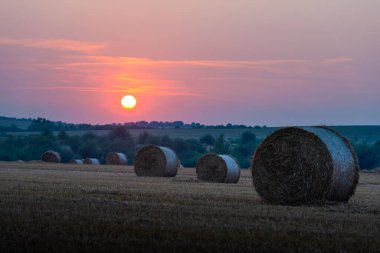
xmin=59 ymin=55 xmax=308 ymax=69
xmin=0 ymin=38 xmax=105 ymax=52
xmin=323 ymin=57 xmax=353 ymax=64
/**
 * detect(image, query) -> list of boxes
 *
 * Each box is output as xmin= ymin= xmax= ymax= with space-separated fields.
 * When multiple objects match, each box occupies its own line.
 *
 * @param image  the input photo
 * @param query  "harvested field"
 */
xmin=0 ymin=162 xmax=379 ymax=252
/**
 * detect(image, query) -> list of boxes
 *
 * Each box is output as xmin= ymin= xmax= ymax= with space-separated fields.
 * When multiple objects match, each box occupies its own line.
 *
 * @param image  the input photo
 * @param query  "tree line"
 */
xmin=0 ymin=126 xmax=259 ymax=168
xmin=0 ymin=117 xmax=265 ymax=132
xmin=0 ymin=125 xmax=379 ymax=170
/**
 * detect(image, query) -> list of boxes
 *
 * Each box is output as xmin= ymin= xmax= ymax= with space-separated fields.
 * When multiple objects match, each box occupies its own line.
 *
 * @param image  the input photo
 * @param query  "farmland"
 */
xmin=0 ymin=162 xmax=379 ymax=252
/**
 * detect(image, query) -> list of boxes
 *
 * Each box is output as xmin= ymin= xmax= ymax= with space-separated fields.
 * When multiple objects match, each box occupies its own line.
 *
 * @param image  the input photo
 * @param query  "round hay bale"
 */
xmin=196 ymin=154 xmax=240 ymax=183
xmin=134 ymin=145 xmax=179 ymax=177
xmin=252 ymin=126 xmax=359 ymax=204
xmin=83 ymin=158 xmax=100 ymax=165
xmin=106 ymin=152 xmax=127 ymax=165
xmin=69 ymin=159 xmax=83 ymax=164
xmin=41 ymin=150 xmax=61 ymax=163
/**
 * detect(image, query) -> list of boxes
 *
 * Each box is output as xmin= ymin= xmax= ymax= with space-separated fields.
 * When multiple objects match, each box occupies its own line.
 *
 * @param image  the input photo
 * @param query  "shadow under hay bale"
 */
xmin=134 ymin=145 xmax=179 ymax=177
xmin=106 ymin=152 xmax=127 ymax=165
xmin=252 ymin=126 xmax=360 ymax=205
xmin=83 ymin=158 xmax=100 ymax=165
xmin=69 ymin=159 xmax=83 ymax=164
xmin=41 ymin=150 xmax=61 ymax=163
xmin=196 ymin=154 xmax=240 ymax=183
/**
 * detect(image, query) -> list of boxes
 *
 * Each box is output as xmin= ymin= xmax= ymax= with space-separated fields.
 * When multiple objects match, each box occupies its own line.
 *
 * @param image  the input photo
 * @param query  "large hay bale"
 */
xmin=41 ymin=150 xmax=61 ymax=163
xmin=83 ymin=158 xmax=100 ymax=165
xmin=69 ymin=159 xmax=83 ymax=164
xmin=252 ymin=126 xmax=359 ymax=204
xmin=134 ymin=145 xmax=179 ymax=177
xmin=106 ymin=152 xmax=127 ymax=165
xmin=196 ymin=154 xmax=240 ymax=183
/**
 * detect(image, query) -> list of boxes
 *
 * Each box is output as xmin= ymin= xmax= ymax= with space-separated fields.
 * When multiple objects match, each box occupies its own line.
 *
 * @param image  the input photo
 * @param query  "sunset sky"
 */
xmin=0 ymin=1 xmax=379 ymax=126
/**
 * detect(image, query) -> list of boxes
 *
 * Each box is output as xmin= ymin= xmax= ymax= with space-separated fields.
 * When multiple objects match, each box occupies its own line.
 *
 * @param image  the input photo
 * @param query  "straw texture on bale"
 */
xmin=106 ymin=152 xmax=127 ymax=165
xmin=69 ymin=159 xmax=83 ymax=164
xmin=134 ymin=145 xmax=179 ymax=177
xmin=252 ymin=126 xmax=360 ymax=205
xmin=41 ymin=150 xmax=61 ymax=163
xmin=83 ymin=158 xmax=100 ymax=165
xmin=196 ymin=154 xmax=240 ymax=183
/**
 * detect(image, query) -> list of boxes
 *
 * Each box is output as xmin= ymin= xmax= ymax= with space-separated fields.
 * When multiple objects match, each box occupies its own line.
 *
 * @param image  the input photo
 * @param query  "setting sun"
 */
xmin=121 ymin=95 xmax=137 ymax=109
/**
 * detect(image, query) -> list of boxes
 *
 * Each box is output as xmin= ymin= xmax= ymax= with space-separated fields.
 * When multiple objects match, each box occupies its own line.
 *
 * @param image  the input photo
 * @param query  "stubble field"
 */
xmin=0 ymin=162 xmax=379 ymax=252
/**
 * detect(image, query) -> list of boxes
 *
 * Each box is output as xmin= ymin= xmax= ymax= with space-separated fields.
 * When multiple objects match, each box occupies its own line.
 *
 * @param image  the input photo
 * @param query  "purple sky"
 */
xmin=0 ymin=1 xmax=379 ymax=126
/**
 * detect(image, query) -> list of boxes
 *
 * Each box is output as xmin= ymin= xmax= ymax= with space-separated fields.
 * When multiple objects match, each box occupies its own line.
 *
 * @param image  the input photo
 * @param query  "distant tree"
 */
xmin=240 ymin=132 xmax=256 ymax=145
xmin=78 ymin=140 xmax=101 ymax=159
xmin=146 ymin=135 xmax=161 ymax=145
xmin=9 ymin=124 xmax=19 ymax=132
xmin=66 ymin=135 xmax=82 ymax=153
xmin=200 ymin=134 xmax=215 ymax=145
xmin=212 ymin=134 xmax=230 ymax=154
xmin=228 ymin=131 xmax=259 ymax=168
xmin=355 ymin=144 xmax=379 ymax=170
xmin=82 ymin=132 xmax=97 ymax=141
xmin=179 ymin=150 xmax=203 ymax=167
xmin=58 ymin=146 xmax=75 ymax=163
xmin=57 ymin=130 xmax=67 ymax=140
xmin=160 ymin=135 xmax=172 ymax=147
xmin=137 ymin=131 xmax=150 ymax=144
xmin=171 ymin=138 xmax=187 ymax=153
xmin=108 ymin=126 xmax=133 ymax=141
xmin=173 ymin=121 xmax=184 ymax=128
xmin=373 ymin=141 xmax=380 ymax=157
xmin=27 ymin=118 xmax=55 ymax=131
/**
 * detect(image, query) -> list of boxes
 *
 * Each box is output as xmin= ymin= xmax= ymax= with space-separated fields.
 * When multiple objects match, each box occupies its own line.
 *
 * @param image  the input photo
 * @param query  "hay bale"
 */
xmin=196 ymin=154 xmax=240 ymax=183
xmin=83 ymin=158 xmax=100 ymax=165
xmin=252 ymin=126 xmax=359 ymax=204
xmin=69 ymin=159 xmax=83 ymax=164
xmin=106 ymin=152 xmax=127 ymax=165
xmin=41 ymin=150 xmax=61 ymax=163
xmin=134 ymin=145 xmax=179 ymax=177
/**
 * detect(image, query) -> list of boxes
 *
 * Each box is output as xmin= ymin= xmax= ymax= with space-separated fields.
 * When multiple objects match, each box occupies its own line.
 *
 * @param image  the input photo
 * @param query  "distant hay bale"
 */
xmin=252 ymin=126 xmax=360 ymax=205
xmin=41 ymin=150 xmax=61 ymax=163
xmin=196 ymin=154 xmax=240 ymax=183
xmin=83 ymin=158 xmax=100 ymax=165
xmin=134 ymin=145 xmax=179 ymax=177
xmin=69 ymin=159 xmax=83 ymax=164
xmin=106 ymin=152 xmax=127 ymax=165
